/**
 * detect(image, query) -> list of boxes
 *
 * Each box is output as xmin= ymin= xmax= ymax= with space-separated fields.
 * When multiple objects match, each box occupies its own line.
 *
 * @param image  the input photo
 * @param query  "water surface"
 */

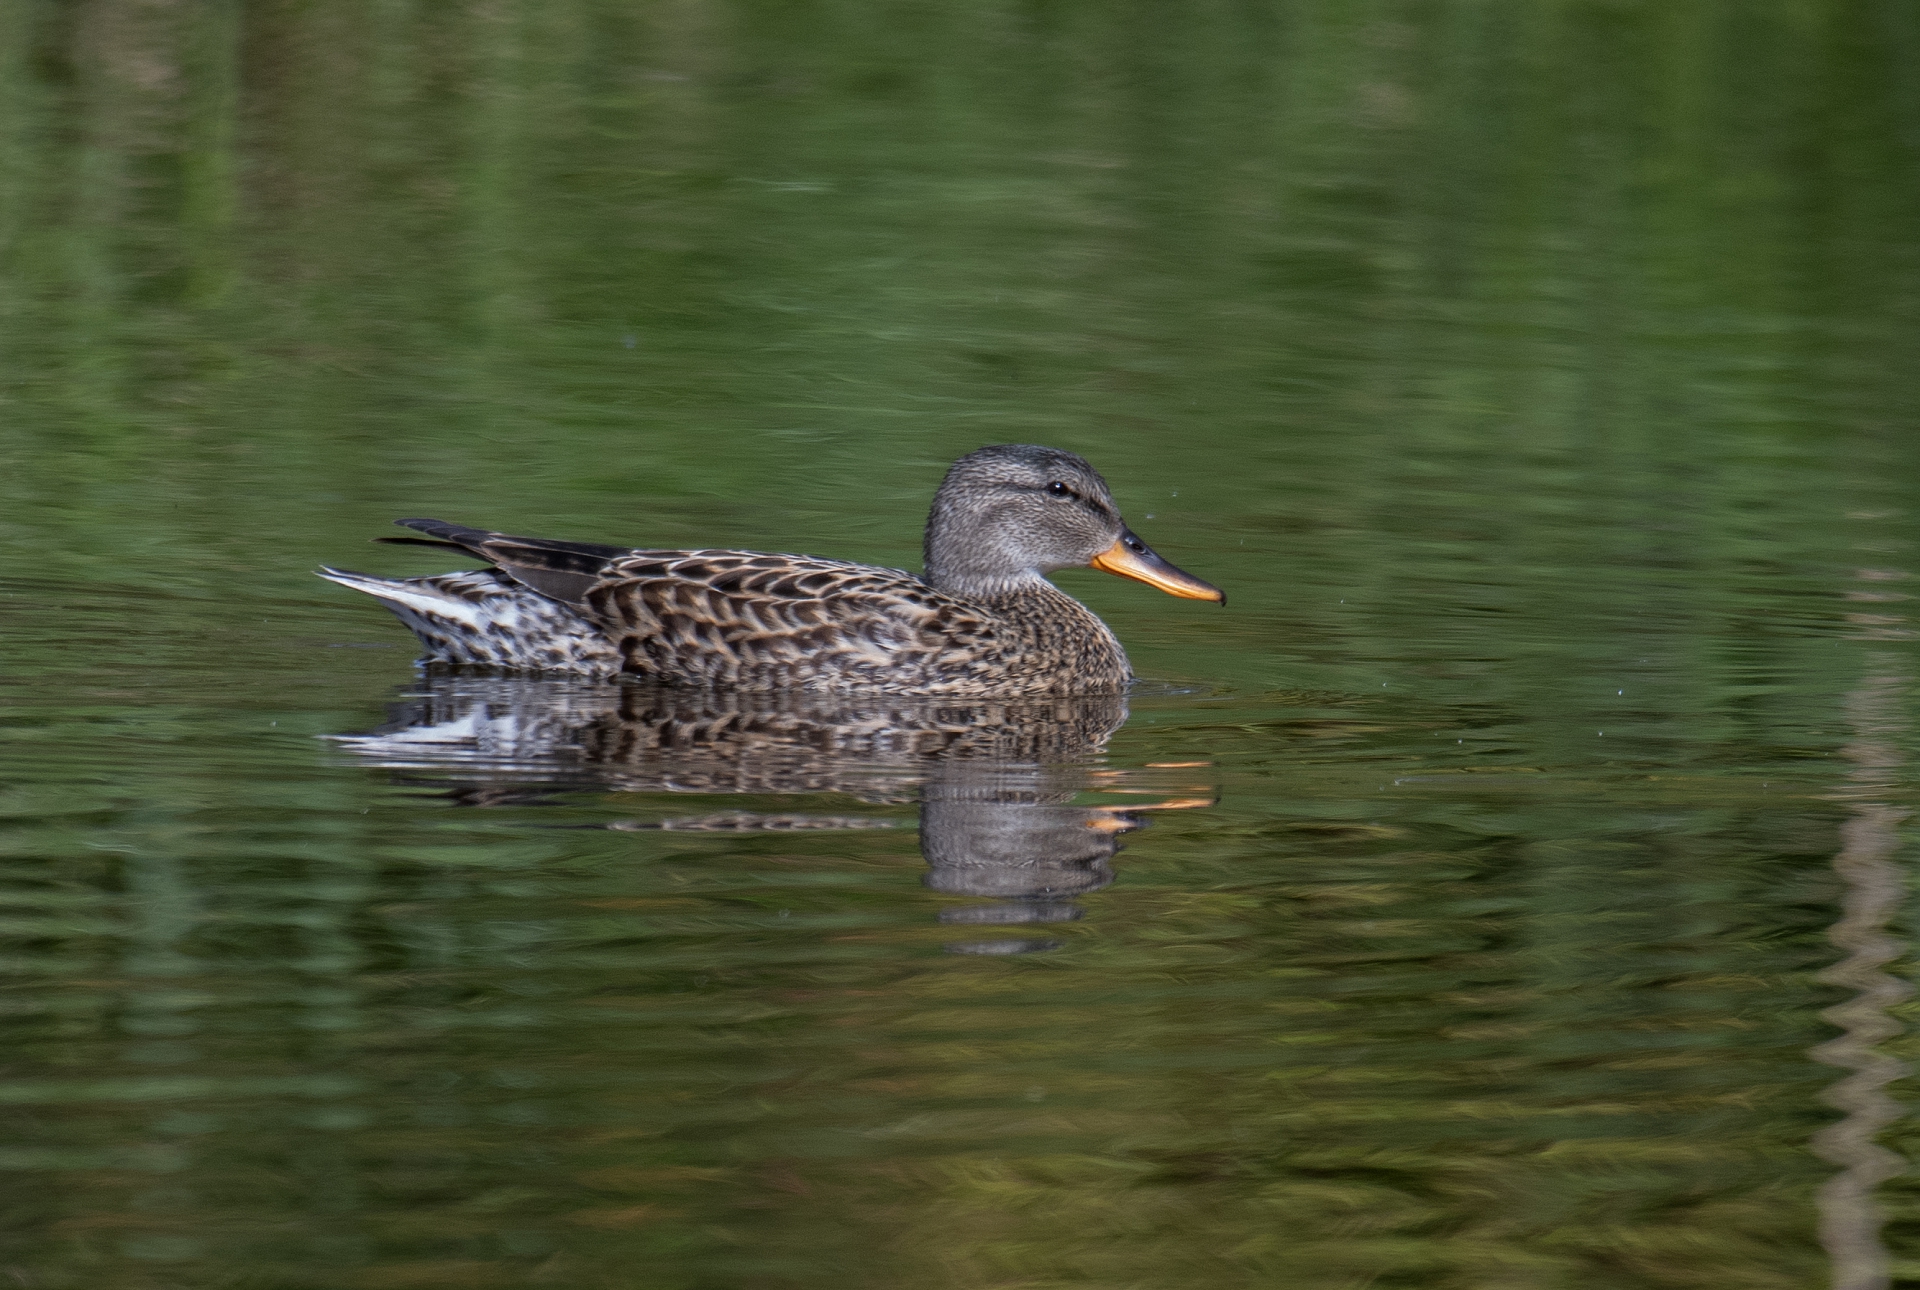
xmin=3 ymin=4 xmax=1920 ymax=1287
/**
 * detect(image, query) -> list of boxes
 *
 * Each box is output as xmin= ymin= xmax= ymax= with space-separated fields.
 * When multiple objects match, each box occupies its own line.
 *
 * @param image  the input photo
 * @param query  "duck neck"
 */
xmin=926 ymin=553 xmax=1104 ymax=636
xmin=923 ymin=509 xmax=1044 ymax=600
xmin=925 ymin=563 xmax=1057 ymax=601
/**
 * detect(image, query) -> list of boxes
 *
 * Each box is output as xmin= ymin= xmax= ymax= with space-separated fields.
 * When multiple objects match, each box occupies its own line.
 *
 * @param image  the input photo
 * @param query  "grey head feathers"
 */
xmin=922 ymin=445 xmax=1125 ymax=596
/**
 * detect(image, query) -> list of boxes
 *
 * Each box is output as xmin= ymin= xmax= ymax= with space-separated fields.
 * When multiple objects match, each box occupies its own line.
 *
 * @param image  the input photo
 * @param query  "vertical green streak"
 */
xmin=60 ymin=5 xmax=132 ymax=440
xmin=0 ymin=0 xmax=46 ymax=456
xmin=462 ymin=0 xmax=534 ymax=431
xmin=0 ymin=0 xmax=37 ymax=272
xmin=183 ymin=0 xmax=239 ymax=308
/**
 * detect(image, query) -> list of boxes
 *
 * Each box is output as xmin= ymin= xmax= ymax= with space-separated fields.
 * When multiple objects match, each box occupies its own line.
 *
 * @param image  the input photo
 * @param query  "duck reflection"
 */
xmin=333 ymin=675 xmax=1213 ymax=951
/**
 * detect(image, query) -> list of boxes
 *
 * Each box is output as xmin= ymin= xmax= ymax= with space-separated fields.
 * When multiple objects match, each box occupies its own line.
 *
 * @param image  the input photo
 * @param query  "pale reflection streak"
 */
xmin=1814 ymin=580 xmax=1916 ymax=1290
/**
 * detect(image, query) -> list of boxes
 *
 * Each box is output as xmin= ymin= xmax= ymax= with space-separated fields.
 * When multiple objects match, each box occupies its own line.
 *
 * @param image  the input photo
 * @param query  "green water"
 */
xmin=5 ymin=2 xmax=1920 ymax=1286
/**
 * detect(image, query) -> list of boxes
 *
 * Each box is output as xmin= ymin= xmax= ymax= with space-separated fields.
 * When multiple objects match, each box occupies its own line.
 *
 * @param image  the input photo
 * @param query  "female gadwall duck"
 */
xmin=319 ymin=444 xmax=1222 ymax=695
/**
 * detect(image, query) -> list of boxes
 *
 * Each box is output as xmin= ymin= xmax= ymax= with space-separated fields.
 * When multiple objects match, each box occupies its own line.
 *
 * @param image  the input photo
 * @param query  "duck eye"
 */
xmin=1046 ymin=481 xmax=1071 ymax=497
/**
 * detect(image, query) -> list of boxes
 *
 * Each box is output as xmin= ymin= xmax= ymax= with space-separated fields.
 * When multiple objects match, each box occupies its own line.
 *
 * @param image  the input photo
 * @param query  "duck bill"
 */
xmin=1089 ymin=531 xmax=1225 ymax=604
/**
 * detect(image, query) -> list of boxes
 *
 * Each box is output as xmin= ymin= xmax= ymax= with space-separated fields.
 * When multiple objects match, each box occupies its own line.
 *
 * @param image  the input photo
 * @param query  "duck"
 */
xmin=318 ymin=443 xmax=1223 ymax=696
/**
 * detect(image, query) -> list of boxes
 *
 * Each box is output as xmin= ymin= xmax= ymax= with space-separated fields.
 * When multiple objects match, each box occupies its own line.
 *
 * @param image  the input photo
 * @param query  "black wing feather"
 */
xmin=374 ymin=537 xmax=471 ymax=552
xmin=392 ymin=518 xmax=637 ymax=606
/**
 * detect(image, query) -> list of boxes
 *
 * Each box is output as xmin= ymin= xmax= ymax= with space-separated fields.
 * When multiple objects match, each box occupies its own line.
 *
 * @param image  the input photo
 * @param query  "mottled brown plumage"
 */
xmin=320 ymin=444 xmax=1223 ymax=695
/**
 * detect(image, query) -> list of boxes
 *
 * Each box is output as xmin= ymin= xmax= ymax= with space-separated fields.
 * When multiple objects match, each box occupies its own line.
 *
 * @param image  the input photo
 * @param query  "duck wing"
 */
xmin=585 ymin=551 xmax=996 ymax=689
xmin=390 ymin=520 xmax=998 ymax=690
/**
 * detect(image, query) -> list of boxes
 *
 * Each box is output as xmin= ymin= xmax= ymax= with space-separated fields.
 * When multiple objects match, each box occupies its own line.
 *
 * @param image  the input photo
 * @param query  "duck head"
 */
xmin=923 ymin=444 xmax=1225 ymax=604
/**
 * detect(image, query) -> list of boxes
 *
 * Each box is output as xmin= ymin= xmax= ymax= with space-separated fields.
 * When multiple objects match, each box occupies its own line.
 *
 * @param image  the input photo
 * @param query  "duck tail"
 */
xmin=316 ymin=567 xmax=620 ymax=675
xmin=318 ymin=566 xmax=488 ymax=629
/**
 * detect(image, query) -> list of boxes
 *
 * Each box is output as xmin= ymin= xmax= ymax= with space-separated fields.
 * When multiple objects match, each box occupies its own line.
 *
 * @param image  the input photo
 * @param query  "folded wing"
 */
xmin=387 ymin=520 xmax=1000 ymax=690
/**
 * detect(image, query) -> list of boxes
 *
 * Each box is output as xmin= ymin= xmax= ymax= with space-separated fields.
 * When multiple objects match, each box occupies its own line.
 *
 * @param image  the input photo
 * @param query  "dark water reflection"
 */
xmin=335 ymin=678 xmax=1213 ymax=952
